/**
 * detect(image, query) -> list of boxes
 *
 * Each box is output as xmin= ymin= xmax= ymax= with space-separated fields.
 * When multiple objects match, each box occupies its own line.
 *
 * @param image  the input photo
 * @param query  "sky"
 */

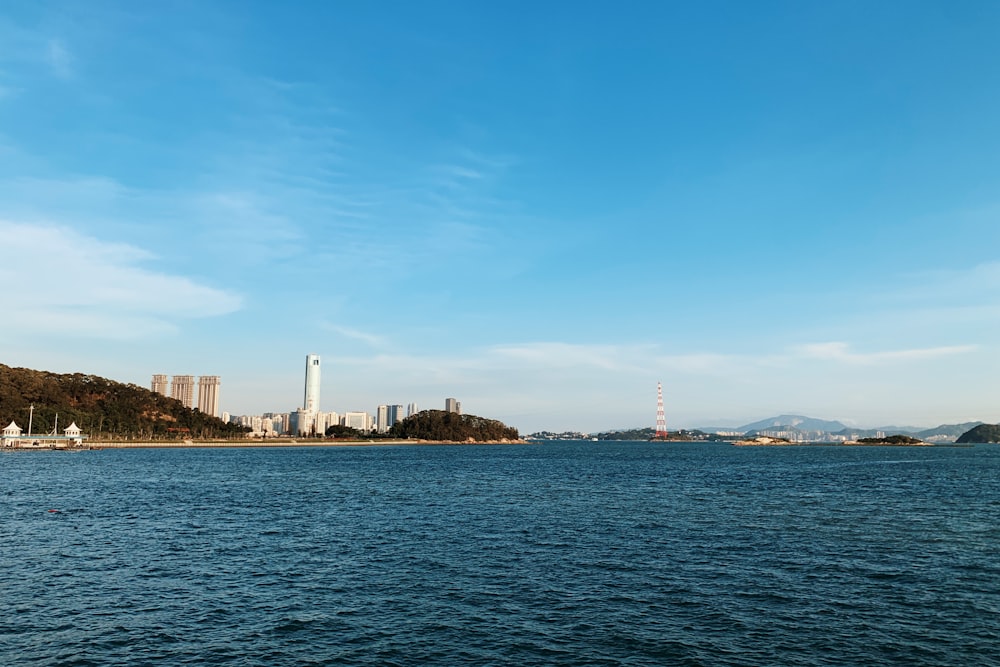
xmin=2 ymin=1 xmax=1000 ymax=433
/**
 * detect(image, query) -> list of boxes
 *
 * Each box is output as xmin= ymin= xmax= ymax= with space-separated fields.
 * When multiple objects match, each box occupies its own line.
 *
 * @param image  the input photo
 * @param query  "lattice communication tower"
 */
xmin=655 ymin=381 xmax=668 ymax=438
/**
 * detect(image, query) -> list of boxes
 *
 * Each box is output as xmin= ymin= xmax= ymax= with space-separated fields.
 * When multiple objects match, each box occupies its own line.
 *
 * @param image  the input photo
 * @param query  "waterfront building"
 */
xmin=272 ymin=413 xmax=288 ymax=434
xmin=170 ymin=375 xmax=195 ymax=409
xmin=2 ymin=421 xmax=22 ymax=446
xmin=445 ymin=398 xmax=461 ymax=414
xmin=344 ymin=411 xmax=371 ymax=432
xmin=376 ymin=405 xmax=405 ymax=433
xmin=2 ymin=420 xmax=86 ymax=448
xmin=315 ymin=411 xmax=339 ymax=435
xmin=151 ymin=374 xmax=169 ymax=396
xmin=304 ymin=354 xmax=321 ymax=413
xmin=289 ymin=408 xmax=315 ymax=436
xmin=407 ymin=403 xmax=418 ymax=418
xmin=197 ymin=376 xmax=221 ymax=418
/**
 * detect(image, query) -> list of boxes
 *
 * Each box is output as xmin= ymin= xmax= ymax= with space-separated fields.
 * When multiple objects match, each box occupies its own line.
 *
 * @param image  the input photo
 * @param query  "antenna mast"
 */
xmin=655 ymin=382 xmax=668 ymax=439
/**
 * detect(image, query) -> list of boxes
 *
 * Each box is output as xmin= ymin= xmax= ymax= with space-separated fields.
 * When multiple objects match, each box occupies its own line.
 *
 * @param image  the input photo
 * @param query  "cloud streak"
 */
xmin=321 ymin=323 xmax=388 ymax=348
xmin=793 ymin=342 xmax=977 ymax=365
xmin=0 ymin=220 xmax=241 ymax=339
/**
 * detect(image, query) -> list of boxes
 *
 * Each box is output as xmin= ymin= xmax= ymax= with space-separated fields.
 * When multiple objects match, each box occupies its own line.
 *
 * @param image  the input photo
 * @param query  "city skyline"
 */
xmin=3 ymin=3 xmax=1000 ymax=433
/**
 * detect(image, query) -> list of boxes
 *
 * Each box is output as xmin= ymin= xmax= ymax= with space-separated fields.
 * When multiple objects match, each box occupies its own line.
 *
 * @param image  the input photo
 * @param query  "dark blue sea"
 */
xmin=3 ymin=442 xmax=999 ymax=666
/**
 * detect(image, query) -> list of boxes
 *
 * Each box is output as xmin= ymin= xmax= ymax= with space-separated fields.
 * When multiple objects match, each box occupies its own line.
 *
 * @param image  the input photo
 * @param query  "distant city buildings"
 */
xmin=376 ymin=404 xmax=404 ymax=433
xmin=204 ymin=354 xmax=460 ymax=437
xmin=152 ymin=374 xmax=222 ymax=416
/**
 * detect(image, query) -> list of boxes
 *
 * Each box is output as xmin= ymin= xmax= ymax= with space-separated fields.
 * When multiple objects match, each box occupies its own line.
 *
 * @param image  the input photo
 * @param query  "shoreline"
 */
xmin=4 ymin=438 xmax=530 ymax=450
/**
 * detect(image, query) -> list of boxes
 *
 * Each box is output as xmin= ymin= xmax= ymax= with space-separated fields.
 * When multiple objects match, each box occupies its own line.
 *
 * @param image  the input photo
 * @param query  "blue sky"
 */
xmin=3 ymin=1 xmax=1000 ymax=432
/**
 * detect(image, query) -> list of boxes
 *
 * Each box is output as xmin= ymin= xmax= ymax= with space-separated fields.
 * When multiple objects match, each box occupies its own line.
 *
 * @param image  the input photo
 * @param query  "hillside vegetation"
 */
xmin=956 ymin=424 xmax=1000 ymax=444
xmin=388 ymin=410 xmax=519 ymax=442
xmin=0 ymin=364 xmax=246 ymax=439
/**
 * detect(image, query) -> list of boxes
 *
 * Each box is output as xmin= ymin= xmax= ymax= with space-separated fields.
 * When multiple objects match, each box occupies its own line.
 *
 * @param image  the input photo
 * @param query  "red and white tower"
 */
xmin=655 ymin=381 xmax=668 ymax=438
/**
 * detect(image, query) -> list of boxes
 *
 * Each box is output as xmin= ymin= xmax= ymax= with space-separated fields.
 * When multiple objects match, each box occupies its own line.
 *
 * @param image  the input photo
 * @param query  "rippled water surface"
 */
xmin=3 ymin=442 xmax=1000 ymax=666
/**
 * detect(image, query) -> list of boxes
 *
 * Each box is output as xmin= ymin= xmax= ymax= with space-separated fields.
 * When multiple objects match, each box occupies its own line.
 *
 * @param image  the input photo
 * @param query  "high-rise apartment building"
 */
xmin=151 ymin=374 xmax=168 ymax=396
xmin=170 ymin=375 xmax=195 ymax=409
xmin=197 ymin=376 xmax=221 ymax=418
xmin=304 ymin=354 xmax=321 ymax=413
xmin=377 ymin=405 xmax=404 ymax=432
xmin=407 ymin=403 xmax=418 ymax=418
xmin=445 ymin=398 xmax=461 ymax=414
xmin=376 ymin=405 xmax=389 ymax=433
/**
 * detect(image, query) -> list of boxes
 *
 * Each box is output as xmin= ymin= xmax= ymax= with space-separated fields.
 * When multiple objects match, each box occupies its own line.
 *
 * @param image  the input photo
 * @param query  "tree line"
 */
xmin=388 ymin=410 xmax=520 ymax=441
xmin=0 ymin=364 xmax=247 ymax=440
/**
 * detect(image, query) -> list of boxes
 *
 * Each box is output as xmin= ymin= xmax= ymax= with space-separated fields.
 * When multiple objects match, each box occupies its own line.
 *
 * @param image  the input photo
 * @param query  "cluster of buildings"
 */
xmin=151 ymin=374 xmax=221 ymax=418
xmin=155 ymin=355 xmax=462 ymax=438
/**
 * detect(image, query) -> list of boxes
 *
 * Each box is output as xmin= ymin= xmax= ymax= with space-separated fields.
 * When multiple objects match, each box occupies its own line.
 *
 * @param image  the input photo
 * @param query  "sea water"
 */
xmin=2 ymin=442 xmax=999 ymax=666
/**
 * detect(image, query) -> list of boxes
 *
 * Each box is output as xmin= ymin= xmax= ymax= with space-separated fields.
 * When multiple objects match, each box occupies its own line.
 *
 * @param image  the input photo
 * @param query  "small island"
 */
xmin=848 ymin=434 xmax=928 ymax=446
xmin=734 ymin=434 xmax=931 ymax=446
xmin=733 ymin=436 xmax=794 ymax=446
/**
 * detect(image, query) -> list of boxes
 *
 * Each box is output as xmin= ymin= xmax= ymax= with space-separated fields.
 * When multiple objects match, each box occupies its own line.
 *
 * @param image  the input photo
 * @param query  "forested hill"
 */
xmin=0 ymin=364 xmax=246 ymax=439
xmin=388 ymin=410 xmax=520 ymax=442
xmin=956 ymin=423 xmax=1000 ymax=444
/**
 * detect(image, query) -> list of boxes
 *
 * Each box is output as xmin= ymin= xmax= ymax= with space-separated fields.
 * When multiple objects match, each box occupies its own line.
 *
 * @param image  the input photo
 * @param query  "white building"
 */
xmin=304 ymin=354 xmax=321 ymax=413
xmin=344 ymin=411 xmax=371 ymax=432
xmin=170 ymin=375 xmax=195 ymax=408
xmin=2 ymin=420 xmax=86 ymax=448
xmin=2 ymin=421 xmax=23 ymax=447
xmin=151 ymin=374 xmax=169 ymax=396
xmin=289 ymin=408 xmax=316 ymax=436
xmin=197 ymin=376 xmax=221 ymax=418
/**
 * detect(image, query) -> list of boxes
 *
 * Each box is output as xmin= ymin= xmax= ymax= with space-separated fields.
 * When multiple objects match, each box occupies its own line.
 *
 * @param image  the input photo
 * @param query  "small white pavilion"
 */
xmin=2 ymin=421 xmax=23 ymax=447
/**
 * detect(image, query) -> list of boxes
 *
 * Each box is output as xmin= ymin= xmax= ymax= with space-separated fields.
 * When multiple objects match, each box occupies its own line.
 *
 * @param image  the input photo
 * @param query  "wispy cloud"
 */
xmin=321 ymin=323 xmax=388 ymax=348
xmin=0 ymin=220 xmax=241 ymax=340
xmin=793 ymin=341 xmax=977 ymax=365
xmin=491 ymin=342 xmax=654 ymax=372
xmin=46 ymin=39 xmax=72 ymax=78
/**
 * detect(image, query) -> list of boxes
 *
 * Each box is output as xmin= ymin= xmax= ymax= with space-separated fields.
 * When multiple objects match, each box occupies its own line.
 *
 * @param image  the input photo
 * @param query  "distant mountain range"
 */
xmin=737 ymin=415 xmax=850 ymax=433
xmin=694 ymin=414 xmax=985 ymax=443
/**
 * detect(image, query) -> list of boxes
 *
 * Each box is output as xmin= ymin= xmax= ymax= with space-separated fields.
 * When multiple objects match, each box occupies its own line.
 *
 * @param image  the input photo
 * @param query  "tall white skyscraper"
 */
xmin=304 ymin=354 xmax=321 ymax=413
xmin=445 ymin=398 xmax=461 ymax=414
xmin=407 ymin=403 xmax=418 ymax=418
xmin=197 ymin=376 xmax=221 ymax=418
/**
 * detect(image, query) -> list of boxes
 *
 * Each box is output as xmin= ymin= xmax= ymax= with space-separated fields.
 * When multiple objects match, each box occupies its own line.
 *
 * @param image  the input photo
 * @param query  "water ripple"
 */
xmin=2 ymin=443 xmax=999 ymax=665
